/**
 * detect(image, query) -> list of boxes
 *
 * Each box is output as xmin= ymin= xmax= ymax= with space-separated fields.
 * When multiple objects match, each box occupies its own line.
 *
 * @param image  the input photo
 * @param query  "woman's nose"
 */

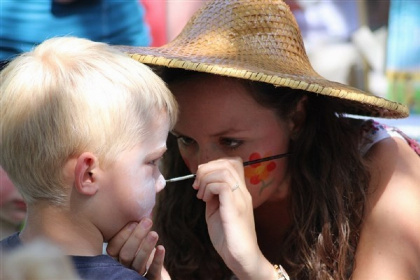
xmin=194 ymin=148 xmax=223 ymax=168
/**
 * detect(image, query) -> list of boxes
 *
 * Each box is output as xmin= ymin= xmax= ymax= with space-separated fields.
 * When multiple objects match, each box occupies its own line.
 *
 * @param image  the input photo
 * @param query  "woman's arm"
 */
xmin=193 ymin=157 xmax=281 ymax=280
xmin=353 ymin=137 xmax=420 ymax=279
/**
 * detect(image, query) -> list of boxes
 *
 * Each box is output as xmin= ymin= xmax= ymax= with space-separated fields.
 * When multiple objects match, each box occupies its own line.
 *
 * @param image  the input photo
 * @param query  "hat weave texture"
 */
xmin=119 ymin=0 xmax=408 ymax=118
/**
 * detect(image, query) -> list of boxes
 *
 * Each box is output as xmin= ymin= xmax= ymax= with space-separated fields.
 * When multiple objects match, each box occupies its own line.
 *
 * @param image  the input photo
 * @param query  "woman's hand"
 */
xmin=106 ymin=218 xmax=170 ymax=280
xmin=193 ymin=158 xmax=276 ymax=280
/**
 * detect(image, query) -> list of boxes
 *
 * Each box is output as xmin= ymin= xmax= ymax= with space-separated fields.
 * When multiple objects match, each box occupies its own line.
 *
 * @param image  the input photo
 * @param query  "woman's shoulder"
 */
xmin=354 ymin=136 xmax=420 ymax=278
xmin=365 ymin=134 xmax=420 ymax=213
xmin=365 ymin=134 xmax=420 ymax=216
xmin=345 ymin=117 xmax=420 ymax=156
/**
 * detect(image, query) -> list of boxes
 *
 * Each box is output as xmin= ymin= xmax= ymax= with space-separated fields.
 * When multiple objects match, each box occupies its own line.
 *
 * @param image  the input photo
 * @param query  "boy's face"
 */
xmin=96 ymin=111 xmax=169 ymax=240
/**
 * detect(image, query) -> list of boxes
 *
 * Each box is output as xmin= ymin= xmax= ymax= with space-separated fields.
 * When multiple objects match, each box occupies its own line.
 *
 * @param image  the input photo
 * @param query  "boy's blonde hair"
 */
xmin=0 ymin=37 xmax=178 ymax=205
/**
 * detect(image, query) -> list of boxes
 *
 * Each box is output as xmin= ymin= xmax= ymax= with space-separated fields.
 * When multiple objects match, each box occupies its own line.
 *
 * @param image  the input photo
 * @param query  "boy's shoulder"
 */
xmin=0 ymin=232 xmax=21 ymax=252
xmin=73 ymin=254 xmax=147 ymax=280
xmin=0 ymin=234 xmax=146 ymax=280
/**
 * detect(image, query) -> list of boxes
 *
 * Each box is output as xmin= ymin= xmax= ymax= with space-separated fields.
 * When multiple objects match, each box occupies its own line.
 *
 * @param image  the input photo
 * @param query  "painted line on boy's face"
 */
xmin=165 ymin=152 xmax=292 ymax=183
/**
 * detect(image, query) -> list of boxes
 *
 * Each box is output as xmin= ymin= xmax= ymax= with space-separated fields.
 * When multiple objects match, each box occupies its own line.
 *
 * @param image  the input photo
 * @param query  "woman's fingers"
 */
xmin=194 ymin=158 xmax=244 ymax=197
xmin=192 ymin=157 xmax=260 ymax=275
xmin=194 ymin=158 xmax=250 ymax=215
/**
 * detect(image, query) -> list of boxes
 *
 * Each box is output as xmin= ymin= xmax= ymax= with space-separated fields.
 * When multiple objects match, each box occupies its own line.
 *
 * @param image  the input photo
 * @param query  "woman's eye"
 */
xmin=177 ymin=136 xmax=196 ymax=146
xmin=220 ymin=138 xmax=243 ymax=149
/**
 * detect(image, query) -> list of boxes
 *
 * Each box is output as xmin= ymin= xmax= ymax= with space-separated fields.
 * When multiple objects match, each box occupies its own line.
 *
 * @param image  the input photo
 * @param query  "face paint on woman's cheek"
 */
xmin=244 ymin=152 xmax=277 ymax=195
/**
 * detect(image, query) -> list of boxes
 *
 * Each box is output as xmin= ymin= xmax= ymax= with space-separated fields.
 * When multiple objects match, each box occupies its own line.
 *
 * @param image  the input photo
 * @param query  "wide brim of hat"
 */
xmin=119 ymin=45 xmax=408 ymax=119
xmin=115 ymin=0 xmax=408 ymax=118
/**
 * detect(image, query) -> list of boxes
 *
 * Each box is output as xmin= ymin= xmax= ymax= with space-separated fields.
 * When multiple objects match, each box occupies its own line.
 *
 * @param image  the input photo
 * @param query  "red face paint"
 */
xmin=244 ymin=152 xmax=277 ymax=186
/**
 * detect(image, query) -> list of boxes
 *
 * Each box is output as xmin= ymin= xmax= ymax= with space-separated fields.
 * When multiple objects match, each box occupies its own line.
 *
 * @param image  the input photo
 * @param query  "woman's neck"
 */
xmin=19 ymin=203 xmax=104 ymax=256
xmin=254 ymin=198 xmax=292 ymax=263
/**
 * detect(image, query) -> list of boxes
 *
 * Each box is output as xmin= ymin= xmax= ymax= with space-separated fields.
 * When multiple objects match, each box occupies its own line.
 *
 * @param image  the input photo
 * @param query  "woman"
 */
xmin=110 ymin=0 xmax=420 ymax=279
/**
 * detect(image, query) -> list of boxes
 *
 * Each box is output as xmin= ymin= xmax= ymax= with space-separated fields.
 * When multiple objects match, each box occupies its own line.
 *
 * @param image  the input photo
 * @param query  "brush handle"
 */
xmin=165 ymin=152 xmax=291 ymax=183
xmin=165 ymin=173 xmax=196 ymax=183
xmin=242 ymin=152 xmax=292 ymax=166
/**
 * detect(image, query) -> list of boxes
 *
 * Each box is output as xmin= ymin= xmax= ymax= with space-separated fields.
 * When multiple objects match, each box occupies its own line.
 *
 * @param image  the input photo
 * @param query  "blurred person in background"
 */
xmin=0 ymin=0 xmax=151 ymax=69
xmin=0 ymin=166 xmax=26 ymax=240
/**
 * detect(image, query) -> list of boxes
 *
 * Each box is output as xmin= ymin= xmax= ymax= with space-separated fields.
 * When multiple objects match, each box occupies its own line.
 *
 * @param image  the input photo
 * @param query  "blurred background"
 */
xmin=1 ymin=0 xmax=418 ymax=140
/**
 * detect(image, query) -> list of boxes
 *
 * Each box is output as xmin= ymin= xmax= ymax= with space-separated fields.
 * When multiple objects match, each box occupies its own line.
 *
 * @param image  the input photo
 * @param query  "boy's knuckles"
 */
xmin=118 ymin=252 xmax=134 ymax=266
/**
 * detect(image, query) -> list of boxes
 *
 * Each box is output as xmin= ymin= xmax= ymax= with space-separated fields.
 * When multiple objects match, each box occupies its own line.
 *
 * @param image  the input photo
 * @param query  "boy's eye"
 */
xmin=220 ymin=138 xmax=243 ymax=149
xmin=149 ymin=157 xmax=163 ymax=166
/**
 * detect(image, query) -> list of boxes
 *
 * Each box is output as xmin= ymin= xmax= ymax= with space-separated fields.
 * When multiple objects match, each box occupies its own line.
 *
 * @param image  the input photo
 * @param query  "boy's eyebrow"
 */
xmin=147 ymin=146 xmax=167 ymax=158
xmin=170 ymin=130 xmax=179 ymax=136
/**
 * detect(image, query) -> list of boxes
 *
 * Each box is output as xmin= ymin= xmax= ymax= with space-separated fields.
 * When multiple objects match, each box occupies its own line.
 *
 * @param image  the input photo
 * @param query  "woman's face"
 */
xmin=171 ymin=75 xmax=294 ymax=208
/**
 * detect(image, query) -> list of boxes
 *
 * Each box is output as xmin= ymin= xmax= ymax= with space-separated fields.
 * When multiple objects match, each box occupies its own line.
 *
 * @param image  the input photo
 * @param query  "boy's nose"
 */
xmin=156 ymin=175 xmax=166 ymax=192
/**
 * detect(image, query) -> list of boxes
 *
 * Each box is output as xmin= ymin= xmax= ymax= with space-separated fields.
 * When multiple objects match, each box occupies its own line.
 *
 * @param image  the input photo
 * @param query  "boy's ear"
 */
xmin=74 ymin=152 xmax=100 ymax=196
xmin=288 ymin=95 xmax=307 ymax=138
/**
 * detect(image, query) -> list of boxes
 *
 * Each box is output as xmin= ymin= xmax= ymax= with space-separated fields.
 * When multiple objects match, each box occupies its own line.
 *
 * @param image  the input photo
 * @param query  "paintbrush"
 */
xmin=165 ymin=152 xmax=292 ymax=183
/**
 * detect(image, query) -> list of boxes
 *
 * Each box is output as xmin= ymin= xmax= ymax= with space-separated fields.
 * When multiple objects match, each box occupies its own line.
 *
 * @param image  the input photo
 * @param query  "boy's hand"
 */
xmin=106 ymin=218 xmax=169 ymax=280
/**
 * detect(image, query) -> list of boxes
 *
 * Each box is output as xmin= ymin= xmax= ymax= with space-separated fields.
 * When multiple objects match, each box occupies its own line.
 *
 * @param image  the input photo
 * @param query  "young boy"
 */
xmin=0 ymin=36 xmax=178 ymax=279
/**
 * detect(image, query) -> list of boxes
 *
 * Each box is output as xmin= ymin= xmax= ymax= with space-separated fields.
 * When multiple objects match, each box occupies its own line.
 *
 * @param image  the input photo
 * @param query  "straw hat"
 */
xmin=118 ymin=0 xmax=408 ymax=118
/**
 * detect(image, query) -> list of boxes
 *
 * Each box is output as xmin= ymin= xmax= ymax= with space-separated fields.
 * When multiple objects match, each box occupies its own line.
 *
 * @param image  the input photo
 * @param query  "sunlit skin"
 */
xmin=171 ymin=74 xmax=295 ymax=209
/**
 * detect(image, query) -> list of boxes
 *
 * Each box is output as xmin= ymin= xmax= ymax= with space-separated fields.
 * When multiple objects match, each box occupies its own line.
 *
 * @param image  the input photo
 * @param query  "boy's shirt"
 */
xmin=0 ymin=232 xmax=147 ymax=280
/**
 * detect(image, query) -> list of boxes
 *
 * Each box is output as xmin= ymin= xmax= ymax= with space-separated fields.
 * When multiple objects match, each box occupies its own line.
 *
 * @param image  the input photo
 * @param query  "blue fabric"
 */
xmin=73 ymin=255 xmax=147 ymax=280
xmin=0 ymin=0 xmax=150 ymax=61
xmin=1 ymin=233 xmax=147 ymax=280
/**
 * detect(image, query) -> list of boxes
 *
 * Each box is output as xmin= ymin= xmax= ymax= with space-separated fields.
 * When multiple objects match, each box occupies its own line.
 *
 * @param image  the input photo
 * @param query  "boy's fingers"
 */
xmin=161 ymin=265 xmax=171 ymax=280
xmin=132 ymin=231 xmax=159 ymax=274
xmin=118 ymin=218 xmax=153 ymax=267
xmin=145 ymin=245 xmax=166 ymax=280
xmin=106 ymin=222 xmax=138 ymax=257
